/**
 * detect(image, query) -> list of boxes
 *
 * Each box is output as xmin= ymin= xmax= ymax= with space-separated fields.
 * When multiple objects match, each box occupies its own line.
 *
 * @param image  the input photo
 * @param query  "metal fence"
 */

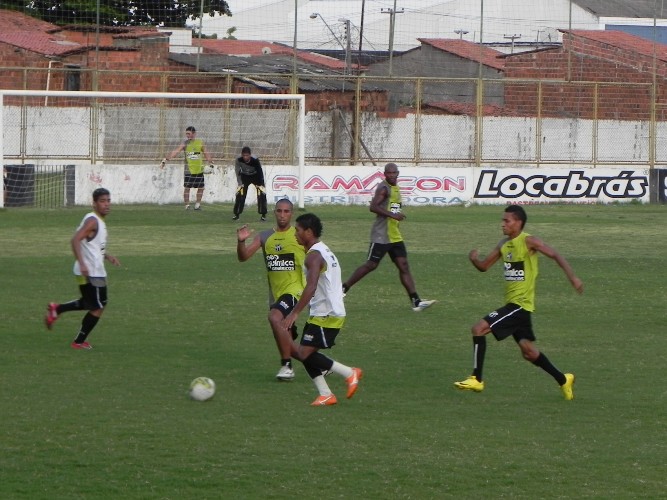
xmin=2 ymin=67 xmax=667 ymax=168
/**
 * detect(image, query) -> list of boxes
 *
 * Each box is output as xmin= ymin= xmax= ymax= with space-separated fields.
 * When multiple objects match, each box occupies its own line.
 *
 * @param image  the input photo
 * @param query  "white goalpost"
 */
xmin=0 ymin=90 xmax=306 ymax=209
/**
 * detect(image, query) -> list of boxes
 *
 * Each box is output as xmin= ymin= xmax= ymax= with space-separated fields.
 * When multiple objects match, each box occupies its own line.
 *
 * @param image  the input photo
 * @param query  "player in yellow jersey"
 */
xmin=237 ymin=199 xmax=306 ymax=380
xmin=161 ymin=126 xmax=214 ymax=210
xmin=342 ymin=163 xmax=436 ymax=312
xmin=454 ymin=205 xmax=584 ymax=400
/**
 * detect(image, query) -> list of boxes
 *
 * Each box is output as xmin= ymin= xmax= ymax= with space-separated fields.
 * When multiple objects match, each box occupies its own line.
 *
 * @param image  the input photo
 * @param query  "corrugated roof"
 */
xmin=168 ymin=52 xmax=378 ymax=93
xmin=573 ymin=0 xmax=663 ymax=18
xmin=418 ymin=39 xmax=505 ymax=70
xmin=194 ymin=39 xmax=362 ymax=71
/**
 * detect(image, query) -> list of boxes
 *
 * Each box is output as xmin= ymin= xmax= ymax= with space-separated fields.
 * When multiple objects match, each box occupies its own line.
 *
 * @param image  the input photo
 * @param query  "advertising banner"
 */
xmin=473 ymin=168 xmax=650 ymax=204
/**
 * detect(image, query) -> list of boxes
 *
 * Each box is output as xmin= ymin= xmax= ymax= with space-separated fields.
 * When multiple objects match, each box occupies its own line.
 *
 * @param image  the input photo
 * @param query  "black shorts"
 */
xmin=484 ymin=303 xmax=535 ymax=342
xmin=367 ymin=241 xmax=407 ymax=264
xmin=300 ymin=322 xmax=340 ymax=349
xmin=184 ymin=172 xmax=205 ymax=189
xmin=270 ymin=293 xmax=298 ymax=317
xmin=79 ymin=282 xmax=108 ymax=310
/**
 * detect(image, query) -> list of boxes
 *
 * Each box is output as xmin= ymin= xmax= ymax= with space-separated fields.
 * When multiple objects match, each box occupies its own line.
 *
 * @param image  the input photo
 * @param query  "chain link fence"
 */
xmin=2 ymin=67 xmax=666 ymax=168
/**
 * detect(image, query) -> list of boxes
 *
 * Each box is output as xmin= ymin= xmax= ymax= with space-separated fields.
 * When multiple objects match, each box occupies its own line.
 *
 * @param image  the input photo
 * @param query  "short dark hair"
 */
xmin=186 ymin=126 xmax=196 ymax=133
xmin=92 ymin=188 xmax=110 ymax=201
xmin=296 ymin=213 xmax=323 ymax=238
xmin=275 ymin=198 xmax=293 ymax=209
xmin=505 ymin=204 xmax=527 ymax=228
xmin=241 ymin=146 xmax=251 ymax=154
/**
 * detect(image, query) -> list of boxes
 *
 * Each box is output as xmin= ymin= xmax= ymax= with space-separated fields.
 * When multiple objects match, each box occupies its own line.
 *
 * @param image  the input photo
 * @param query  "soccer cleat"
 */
xmin=260 ymin=216 xmax=267 ymax=222
xmin=276 ymin=365 xmax=295 ymax=381
xmin=194 ymin=203 xmax=201 ymax=211
xmin=412 ymin=299 xmax=437 ymax=312
xmin=310 ymin=394 xmax=338 ymax=406
xmin=561 ymin=373 xmax=575 ymax=401
xmin=232 ymin=215 xmax=239 ymax=221
xmin=45 ymin=302 xmax=59 ymax=330
xmin=346 ymin=367 xmax=363 ymax=399
xmin=185 ymin=204 xmax=191 ymax=210
xmin=454 ymin=375 xmax=485 ymax=392
xmin=71 ymin=341 xmax=93 ymax=350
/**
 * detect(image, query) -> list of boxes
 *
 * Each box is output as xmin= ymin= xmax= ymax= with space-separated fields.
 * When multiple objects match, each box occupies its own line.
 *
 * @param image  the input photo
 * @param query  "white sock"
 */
xmin=312 ymin=375 xmax=332 ymax=396
xmin=329 ymin=361 xmax=353 ymax=379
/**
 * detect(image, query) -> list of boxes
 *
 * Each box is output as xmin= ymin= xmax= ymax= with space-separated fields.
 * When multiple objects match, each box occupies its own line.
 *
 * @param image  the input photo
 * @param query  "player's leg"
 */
xmin=71 ymin=283 xmax=107 ymax=349
xmin=233 ymin=178 xmax=250 ymax=218
xmin=517 ymin=334 xmax=573 ymax=400
xmin=298 ymin=324 xmax=362 ymax=405
xmin=256 ymin=186 xmax=268 ymax=220
xmin=194 ymin=174 xmax=205 ymax=210
xmin=269 ymin=294 xmax=299 ymax=381
xmin=342 ymin=243 xmax=385 ymax=293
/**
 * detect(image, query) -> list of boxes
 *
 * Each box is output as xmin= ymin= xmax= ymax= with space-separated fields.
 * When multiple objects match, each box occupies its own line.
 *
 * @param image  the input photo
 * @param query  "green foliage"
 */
xmin=1 ymin=0 xmax=232 ymax=27
xmin=0 ymin=203 xmax=665 ymax=498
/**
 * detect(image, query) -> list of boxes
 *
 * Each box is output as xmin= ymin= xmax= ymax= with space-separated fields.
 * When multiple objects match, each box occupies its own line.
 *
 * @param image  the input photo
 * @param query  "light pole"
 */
xmin=310 ymin=13 xmax=349 ymax=75
xmin=454 ymin=29 xmax=469 ymax=40
xmin=381 ymin=0 xmax=404 ymax=76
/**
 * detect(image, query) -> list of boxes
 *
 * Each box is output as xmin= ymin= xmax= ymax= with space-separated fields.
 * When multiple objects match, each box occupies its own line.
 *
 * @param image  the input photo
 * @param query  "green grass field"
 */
xmin=1 ymin=202 xmax=665 ymax=499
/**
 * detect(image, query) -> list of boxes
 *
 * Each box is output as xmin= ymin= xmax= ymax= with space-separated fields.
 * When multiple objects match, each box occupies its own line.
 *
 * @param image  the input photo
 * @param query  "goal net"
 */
xmin=0 ymin=90 xmax=305 ymax=208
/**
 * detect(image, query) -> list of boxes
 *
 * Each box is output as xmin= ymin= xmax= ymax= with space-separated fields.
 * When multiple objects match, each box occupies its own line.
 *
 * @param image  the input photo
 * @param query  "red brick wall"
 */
xmin=504 ymin=37 xmax=667 ymax=120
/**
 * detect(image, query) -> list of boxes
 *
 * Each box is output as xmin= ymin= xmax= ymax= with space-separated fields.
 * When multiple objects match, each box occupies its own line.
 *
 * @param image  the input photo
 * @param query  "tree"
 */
xmin=0 ymin=1 xmax=232 ymax=27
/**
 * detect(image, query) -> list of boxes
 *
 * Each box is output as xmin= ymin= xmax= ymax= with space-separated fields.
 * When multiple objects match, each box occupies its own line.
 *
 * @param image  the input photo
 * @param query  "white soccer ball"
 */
xmin=189 ymin=377 xmax=216 ymax=402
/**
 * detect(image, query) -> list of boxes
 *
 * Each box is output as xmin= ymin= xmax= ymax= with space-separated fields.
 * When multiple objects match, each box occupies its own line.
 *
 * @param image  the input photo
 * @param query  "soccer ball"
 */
xmin=189 ymin=377 xmax=216 ymax=402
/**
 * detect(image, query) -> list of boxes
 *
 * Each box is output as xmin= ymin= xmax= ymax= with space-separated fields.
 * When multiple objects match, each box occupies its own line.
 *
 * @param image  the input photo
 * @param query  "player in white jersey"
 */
xmin=282 ymin=213 xmax=363 ymax=406
xmin=44 ymin=188 xmax=121 ymax=349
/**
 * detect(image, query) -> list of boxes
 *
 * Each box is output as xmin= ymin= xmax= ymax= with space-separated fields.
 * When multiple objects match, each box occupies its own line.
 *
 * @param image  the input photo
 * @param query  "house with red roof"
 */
xmin=0 ymin=9 xmax=171 ymax=93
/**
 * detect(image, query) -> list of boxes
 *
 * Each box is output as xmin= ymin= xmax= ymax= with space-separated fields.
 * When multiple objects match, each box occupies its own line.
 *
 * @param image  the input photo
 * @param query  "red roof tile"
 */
xmin=0 ymin=9 xmax=60 ymax=34
xmin=418 ymin=39 xmax=505 ymax=70
xmin=0 ymin=32 xmax=86 ymax=56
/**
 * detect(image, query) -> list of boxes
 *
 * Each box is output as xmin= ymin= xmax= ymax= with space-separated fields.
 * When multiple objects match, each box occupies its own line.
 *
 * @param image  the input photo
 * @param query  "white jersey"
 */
xmin=308 ymin=241 xmax=346 ymax=318
xmin=73 ymin=212 xmax=108 ymax=278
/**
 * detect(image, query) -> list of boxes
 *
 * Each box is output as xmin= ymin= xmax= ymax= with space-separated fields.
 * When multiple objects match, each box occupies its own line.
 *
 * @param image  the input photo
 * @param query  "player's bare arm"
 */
xmin=469 ymin=243 xmax=502 ymax=272
xmin=527 ymin=235 xmax=584 ymax=293
xmin=105 ymin=254 xmax=121 ymax=267
xmin=369 ymin=184 xmax=404 ymax=221
xmin=236 ymin=225 xmax=261 ymax=261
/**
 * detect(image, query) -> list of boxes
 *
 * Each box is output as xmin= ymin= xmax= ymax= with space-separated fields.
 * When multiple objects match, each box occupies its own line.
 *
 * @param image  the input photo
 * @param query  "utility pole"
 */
xmin=381 ymin=0 xmax=404 ymax=76
xmin=341 ymin=19 xmax=352 ymax=75
xmin=503 ymin=33 xmax=522 ymax=54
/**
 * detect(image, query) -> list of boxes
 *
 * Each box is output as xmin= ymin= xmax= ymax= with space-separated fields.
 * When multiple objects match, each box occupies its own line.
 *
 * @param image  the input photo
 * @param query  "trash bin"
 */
xmin=5 ymin=165 xmax=36 ymax=207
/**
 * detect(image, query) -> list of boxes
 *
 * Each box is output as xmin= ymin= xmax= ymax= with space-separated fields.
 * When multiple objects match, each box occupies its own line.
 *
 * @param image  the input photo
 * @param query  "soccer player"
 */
xmin=233 ymin=146 xmax=268 ymax=221
xmin=342 ymin=162 xmax=436 ymax=312
xmin=454 ymin=204 xmax=584 ymax=400
xmin=282 ymin=213 xmax=362 ymax=406
xmin=236 ymin=199 xmax=305 ymax=380
xmin=161 ymin=126 xmax=214 ymax=210
xmin=44 ymin=188 xmax=121 ymax=349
